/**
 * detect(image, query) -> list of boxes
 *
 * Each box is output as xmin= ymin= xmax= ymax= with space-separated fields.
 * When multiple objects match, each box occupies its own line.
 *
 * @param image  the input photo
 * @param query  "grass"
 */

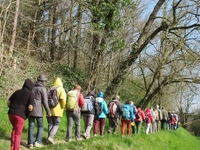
xmin=0 ymin=97 xmax=200 ymax=150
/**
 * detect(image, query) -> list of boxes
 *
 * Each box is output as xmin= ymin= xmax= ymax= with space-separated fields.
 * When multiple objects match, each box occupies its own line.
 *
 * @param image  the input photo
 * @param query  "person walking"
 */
xmin=47 ymin=77 xmax=66 ymax=144
xmin=107 ymin=95 xmax=123 ymax=135
xmin=121 ymin=101 xmax=134 ymax=137
xmin=28 ymin=74 xmax=52 ymax=148
xmin=160 ymin=107 xmax=168 ymax=130
xmin=130 ymin=101 xmax=137 ymax=134
xmin=8 ymin=79 xmax=34 ymax=150
xmin=151 ymin=108 xmax=157 ymax=133
xmin=145 ymin=108 xmax=153 ymax=134
xmin=154 ymin=104 xmax=162 ymax=132
xmin=93 ymin=91 xmax=108 ymax=136
xmin=65 ymin=84 xmax=84 ymax=142
xmin=81 ymin=91 xmax=97 ymax=139
xmin=134 ymin=105 xmax=145 ymax=134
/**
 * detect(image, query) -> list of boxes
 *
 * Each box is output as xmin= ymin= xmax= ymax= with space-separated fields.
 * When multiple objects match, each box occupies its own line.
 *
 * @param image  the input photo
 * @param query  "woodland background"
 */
xmin=0 ymin=0 xmax=200 ymax=135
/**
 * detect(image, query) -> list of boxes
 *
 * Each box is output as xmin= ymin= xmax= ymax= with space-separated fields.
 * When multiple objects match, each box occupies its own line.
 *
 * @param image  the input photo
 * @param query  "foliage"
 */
xmin=55 ymin=64 xmax=85 ymax=92
xmin=118 ymin=76 xmax=146 ymax=105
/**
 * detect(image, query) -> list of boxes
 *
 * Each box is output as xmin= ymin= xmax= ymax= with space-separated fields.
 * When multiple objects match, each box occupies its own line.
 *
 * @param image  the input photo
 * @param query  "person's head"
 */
xmin=126 ymin=101 xmax=132 ymax=104
xmin=87 ymin=90 xmax=95 ymax=97
xmin=130 ymin=101 xmax=134 ymax=106
xmin=74 ymin=84 xmax=82 ymax=91
xmin=23 ymin=78 xmax=34 ymax=91
xmin=146 ymin=108 xmax=151 ymax=112
xmin=115 ymin=95 xmax=120 ymax=101
xmin=97 ymin=91 xmax=104 ymax=98
xmin=37 ymin=74 xmax=47 ymax=84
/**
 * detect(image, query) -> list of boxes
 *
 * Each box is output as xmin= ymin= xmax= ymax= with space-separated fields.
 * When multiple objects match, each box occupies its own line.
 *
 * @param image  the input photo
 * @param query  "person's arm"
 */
xmin=130 ymin=106 xmax=134 ymax=121
xmin=42 ymin=88 xmax=51 ymax=117
xmin=103 ymin=100 xmax=108 ymax=115
xmin=28 ymin=92 xmax=34 ymax=111
xmin=58 ymin=88 xmax=66 ymax=109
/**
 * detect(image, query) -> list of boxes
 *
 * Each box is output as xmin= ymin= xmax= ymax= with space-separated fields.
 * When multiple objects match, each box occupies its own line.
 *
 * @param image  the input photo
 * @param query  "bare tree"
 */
xmin=8 ymin=0 xmax=20 ymax=57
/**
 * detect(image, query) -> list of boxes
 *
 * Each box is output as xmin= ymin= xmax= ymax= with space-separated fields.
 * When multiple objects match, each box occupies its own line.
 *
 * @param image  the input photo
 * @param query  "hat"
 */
xmin=37 ymin=74 xmax=47 ymax=81
xmin=87 ymin=91 xmax=95 ymax=97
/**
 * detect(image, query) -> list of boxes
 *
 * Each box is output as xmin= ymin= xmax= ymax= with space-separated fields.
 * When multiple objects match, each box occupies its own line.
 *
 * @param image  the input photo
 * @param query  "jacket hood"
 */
xmin=87 ymin=91 xmax=95 ymax=97
xmin=23 ymin=78 xmax=34 ymax=91
xmin=97 ymin=91 xmax=104 ymax=98
xmin=53 ymin=77 xmax=63 ymax=87
xmin=146 ymin=108 xmax=151 ymax=113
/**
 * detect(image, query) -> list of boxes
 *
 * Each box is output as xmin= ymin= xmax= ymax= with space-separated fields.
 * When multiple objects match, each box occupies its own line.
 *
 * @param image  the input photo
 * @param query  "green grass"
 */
xmin=1 ymin=97 xmax=200 ymax=150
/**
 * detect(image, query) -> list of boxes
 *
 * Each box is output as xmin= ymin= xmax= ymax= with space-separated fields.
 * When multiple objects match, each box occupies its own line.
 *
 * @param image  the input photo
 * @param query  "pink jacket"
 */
xmin=145 ymin=108 xmax=153 ymax=123
xmin=135 ymin=107 xmax=145 ymax=122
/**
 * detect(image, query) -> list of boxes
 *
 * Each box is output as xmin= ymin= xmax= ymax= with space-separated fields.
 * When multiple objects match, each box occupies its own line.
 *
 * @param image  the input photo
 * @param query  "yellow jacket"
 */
xmin=50 ymin=77 xmax=66 ymax=117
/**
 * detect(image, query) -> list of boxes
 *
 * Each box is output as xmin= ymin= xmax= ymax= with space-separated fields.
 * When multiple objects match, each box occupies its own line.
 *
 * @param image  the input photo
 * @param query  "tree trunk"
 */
xmin=8 ymin=0 xmax=20 ymax=57
xmin=105 ymin=0 xmax=166 ymax=98
xmin=50 ymin=1 xmax=58 ymax=61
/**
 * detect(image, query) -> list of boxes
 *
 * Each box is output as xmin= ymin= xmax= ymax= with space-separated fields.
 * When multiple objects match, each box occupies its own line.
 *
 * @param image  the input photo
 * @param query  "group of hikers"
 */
xmin=7 ymin=74 xmax=179 ymax=150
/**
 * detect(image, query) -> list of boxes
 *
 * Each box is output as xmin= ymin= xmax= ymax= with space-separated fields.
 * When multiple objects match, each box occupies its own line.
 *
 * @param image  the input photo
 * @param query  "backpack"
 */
xmin=48 ymin=87 xmax=59 ymax=108
xmin=81 ymin=96 xmax=94 ymax=112
xmin=95 ymin=98 xmax=103 ymax=116
xmin=145 ymin=113 xmax=149 ymax=123
xmin=122 ymin=104 xmax=130 ymax=119
xmin=135 ymin=112 xmax=141 ymax=119
xmin=108 ymin=101 xmax=118 ymax=117
xmin=66 ymin=90 xmax=79 ymax=110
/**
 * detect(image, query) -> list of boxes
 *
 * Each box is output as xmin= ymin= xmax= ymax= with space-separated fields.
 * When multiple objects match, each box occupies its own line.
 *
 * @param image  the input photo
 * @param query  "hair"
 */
xmin=115 ymin=95 xmax=120 ymax=100
xmin=126 ymin=101 xmax=132 ymax=104
xmin=74 ymin=84 xmax=81 ymax=91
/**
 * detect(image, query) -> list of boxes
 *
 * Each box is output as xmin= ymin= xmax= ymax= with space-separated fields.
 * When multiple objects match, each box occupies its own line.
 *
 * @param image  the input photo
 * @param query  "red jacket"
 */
xmin=145 ymin=108 xmax=153 ymax=123
xmin=135 ymin=108 xmax=145 ymax=122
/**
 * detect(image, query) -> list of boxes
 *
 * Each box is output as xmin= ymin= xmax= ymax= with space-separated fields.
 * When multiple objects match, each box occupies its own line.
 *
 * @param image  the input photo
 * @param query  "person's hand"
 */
xmin=7 ymin=100 xmax=11 ymax=106
xmin=47 ymin=114 xmax=52 ymax=117
xmin=28 ymin=104 xmax=33 ymax=111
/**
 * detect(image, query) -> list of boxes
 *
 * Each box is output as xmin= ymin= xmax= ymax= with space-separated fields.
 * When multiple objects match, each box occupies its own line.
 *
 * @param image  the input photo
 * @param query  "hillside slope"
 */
xmin=0 ymin=98 xmax=199 ymax=150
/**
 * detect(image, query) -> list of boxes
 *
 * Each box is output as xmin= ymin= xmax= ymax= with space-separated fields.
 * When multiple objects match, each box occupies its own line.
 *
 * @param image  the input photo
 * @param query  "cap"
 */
xmin=37 ymin=74 xmax=47 ymax=81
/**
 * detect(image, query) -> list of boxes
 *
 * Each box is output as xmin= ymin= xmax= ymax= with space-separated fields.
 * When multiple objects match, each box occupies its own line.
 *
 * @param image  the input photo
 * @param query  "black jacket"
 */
xmin=8 ymin=79 xmax=34 ymax=119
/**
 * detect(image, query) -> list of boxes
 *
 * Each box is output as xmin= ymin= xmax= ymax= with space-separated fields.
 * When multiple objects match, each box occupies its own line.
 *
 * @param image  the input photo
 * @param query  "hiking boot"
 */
xmin=34 ymin=142 xmax=43 ymax=148
xmin=107 ymin=130 xmax=111 ymax=134
xmin=82 ymin=133 xmax=89 ymax=139
xmin=28 ymin=144 xmax=33 ymax=149
xmin=65 ymin=139 xmax=72 ymax=142
xmin=47 ymin=137 xmax=55 ymax=144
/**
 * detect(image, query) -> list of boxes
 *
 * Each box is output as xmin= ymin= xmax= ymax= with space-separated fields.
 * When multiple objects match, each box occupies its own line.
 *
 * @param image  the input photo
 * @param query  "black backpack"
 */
xmin=94 ymin=99 xmax=103 ymax=117
xmin=48 ymin=87 xmax=59 ymax=108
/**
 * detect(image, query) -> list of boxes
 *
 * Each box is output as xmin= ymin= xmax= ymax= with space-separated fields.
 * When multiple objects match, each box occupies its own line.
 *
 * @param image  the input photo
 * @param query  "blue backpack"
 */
xmin=81 ymin=96 xmax=94 ymax=112
xmin=122 ymin=104 xmax=130 ymax=119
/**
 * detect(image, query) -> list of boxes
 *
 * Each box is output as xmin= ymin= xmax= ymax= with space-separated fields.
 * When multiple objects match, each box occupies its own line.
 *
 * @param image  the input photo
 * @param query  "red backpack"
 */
xmin=109 ymin=101 xmax=118 ymax=117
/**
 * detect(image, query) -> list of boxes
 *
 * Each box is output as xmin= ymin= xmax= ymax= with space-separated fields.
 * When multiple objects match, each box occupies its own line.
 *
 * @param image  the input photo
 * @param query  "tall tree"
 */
xmin=8 ymin=0 xmax=20 ymax=57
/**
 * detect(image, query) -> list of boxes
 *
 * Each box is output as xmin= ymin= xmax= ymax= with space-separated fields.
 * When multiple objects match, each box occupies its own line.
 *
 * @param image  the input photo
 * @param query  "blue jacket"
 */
xmin=95 ymin=92 xmax=108 ymax=118
xmin=122 ymin=104 xmax=134 ymax=121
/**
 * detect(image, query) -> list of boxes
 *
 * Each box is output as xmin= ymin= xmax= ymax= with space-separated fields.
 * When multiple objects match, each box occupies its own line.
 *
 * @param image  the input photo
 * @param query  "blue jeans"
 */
xmin=28 ymin=116 xmax=44 ymax=144
xmin=135 ymin=120 xmax=142 ymax=134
